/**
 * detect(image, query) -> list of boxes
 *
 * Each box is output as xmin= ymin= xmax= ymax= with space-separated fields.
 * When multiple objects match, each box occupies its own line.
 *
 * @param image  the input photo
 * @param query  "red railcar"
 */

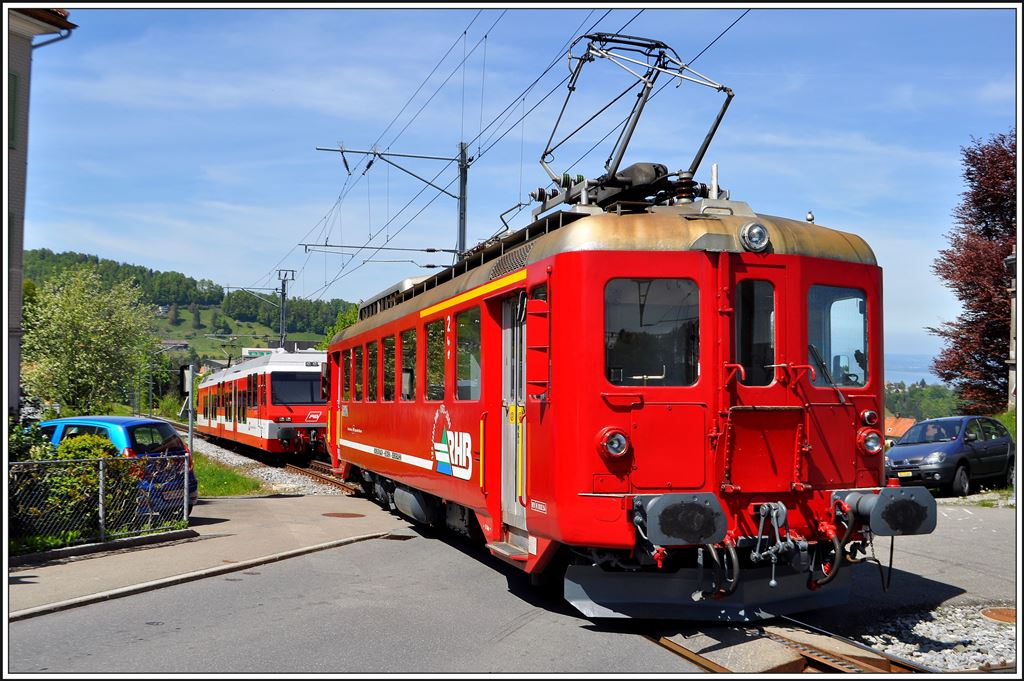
xmin=323 ymin=201 xmax=937 ymax=619
xmin=322 ymin=32 xmax=936 ymax=620
xmin=196 ymin=349 xmax=327 ymax=457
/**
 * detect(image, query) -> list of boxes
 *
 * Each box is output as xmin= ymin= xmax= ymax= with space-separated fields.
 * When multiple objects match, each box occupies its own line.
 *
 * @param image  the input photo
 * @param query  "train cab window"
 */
xmin=604 ymin=278 xmax=699 ymax=386
xmin=735 ymin=279 xmax=776 ymax=386
xmin=425 ymin=319 xmax=446 ymax=400
xmin=383 ymin=336 xmax=396 ymax=401
xmin=342 ymin=349 xmax=351 ymax=401
xmin=353 ymin=346 xmax=364 ymax=402
xmin=270 ymin=371 xmax=327 ymax=405
xmin=367 ymin=341 xmax=378 ymax=402
xmin=808 ymin=286 xmax=869 ymax=388
xmin=456 ymin=307 xmax=481 ymax=400
xmin=400 ymin=329 xmax=417 ymax=401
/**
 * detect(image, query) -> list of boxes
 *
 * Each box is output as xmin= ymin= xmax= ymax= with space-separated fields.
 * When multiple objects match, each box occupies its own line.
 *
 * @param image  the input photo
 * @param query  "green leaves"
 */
xmin=22 ymin=267 xmax=159 ymax=414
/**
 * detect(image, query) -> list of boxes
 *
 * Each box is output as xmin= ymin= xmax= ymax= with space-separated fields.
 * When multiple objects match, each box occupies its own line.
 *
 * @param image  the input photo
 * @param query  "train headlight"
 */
xmin=276 ymin=416 xmax=292 ymax=423
xmin=861 ymin=409 xmax=879 ymax=426
xmin=858 ymin=428 xmax=883 ymax=454
xmin=922 ymin=451 xmax=946 ymax=465
xmin=739 ymin=222 xmax=770 ymax=252
xmin=597 ymin=428 xmax=631 ymax=459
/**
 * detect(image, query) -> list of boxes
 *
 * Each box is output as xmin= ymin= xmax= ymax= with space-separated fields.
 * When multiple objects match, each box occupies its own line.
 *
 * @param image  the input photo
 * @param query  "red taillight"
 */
xmin=123 ymin=447 xmax=137 ymax=458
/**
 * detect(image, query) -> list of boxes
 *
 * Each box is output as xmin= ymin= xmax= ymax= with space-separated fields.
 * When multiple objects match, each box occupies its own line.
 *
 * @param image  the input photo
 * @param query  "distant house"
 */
xmin=884 ymin=416 xmax=916 ymax=448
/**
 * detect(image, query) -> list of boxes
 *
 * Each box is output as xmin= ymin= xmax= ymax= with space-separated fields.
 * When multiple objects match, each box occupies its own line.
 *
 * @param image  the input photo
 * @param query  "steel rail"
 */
xmin=644 ymin=635 xmax=733 ymax=673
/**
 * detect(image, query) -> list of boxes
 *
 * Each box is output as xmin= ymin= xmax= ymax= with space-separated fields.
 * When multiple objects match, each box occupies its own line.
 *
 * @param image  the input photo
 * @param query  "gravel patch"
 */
xmin=188 ymin=435 xmax=345 ymax=497
xmin=852 ymin=603 xmax=1017 ymax=672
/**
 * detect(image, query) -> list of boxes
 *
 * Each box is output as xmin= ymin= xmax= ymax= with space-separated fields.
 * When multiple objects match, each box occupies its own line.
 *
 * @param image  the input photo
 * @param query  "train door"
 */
xmin=501 ymin=291 xmax=528 ymax=540
xmin=725 ymin=259 xmax=803 ymax=493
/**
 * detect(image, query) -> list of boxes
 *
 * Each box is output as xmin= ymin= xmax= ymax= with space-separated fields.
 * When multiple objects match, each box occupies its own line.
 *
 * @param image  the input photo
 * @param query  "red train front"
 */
xmin=196 ymin=349 xmax=327 ymax=458
xmin=323 ymin=199 xmax=937 ymax=620
xmin=322 ymin=32 xmax=936 ymax=620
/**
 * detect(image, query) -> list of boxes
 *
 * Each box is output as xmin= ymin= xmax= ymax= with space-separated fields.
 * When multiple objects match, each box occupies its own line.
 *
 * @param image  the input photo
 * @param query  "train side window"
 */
xmin=735 ymin=279 xmax=776 ymax=386
xmin=383 ymin=336 xmax=396 ymax=401
xmin=456 ymin=307 xmax=481 ymax=400
xmin=425 ymin=319 xmax=446 ymax=400
xmin=367 ymin=341 xmax=378 ymax=402
xmin=342 ymin=349 xmax=351 ymax=401
xmin=354 ymin=346 xmax=364 ymax=402
xmin=807 ymin=286 xmax=868 ymax=387
xmin=605 ymin=278 xmax=699 ymax=386
xmin=400 ymin=329 xmax=417 ymax=401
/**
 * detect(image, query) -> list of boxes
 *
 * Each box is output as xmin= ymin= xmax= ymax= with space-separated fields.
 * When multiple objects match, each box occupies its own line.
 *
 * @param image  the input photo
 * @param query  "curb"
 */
xmin=9 ymin=529 xmax=201 ymax=567
xmin=9 ymin=531 xmax=391 ymax=622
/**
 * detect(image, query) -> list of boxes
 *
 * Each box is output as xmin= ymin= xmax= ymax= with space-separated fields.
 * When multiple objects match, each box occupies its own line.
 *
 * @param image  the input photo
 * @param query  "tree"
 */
xmin=318 ymin=303 xmax=359 ymax=349
xmin=168 ymin=303 xmax=180 ymax=326
xmin=22 ymin=267 xmax=158 ymax=414
xmin=929 ymin=129 xmax=1016 ymax=414
xmin=189 ymin=302 xmax=202 ymax=329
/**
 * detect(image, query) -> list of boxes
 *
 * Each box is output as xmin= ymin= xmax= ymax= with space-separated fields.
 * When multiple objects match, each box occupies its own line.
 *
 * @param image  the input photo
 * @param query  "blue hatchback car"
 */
xmin=885 ymin=416 xmax=1015 ymax=497
xmin=38 ymin=416 xmax=199 ymax=513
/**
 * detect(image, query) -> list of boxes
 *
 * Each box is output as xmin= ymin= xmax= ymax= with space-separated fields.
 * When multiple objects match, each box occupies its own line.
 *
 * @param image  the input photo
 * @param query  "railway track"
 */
xmin=162 ymin=417 xmax=358 ymax=492
xmin=646 ymin=615 xmax=1014 ymax=674
xmin=284 ymin=461 xmax=360 ymax=493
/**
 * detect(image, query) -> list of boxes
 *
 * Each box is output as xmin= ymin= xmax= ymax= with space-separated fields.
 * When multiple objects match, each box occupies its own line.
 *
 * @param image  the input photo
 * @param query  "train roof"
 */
xmin=335 ymin=198 xmax=877 ymax=344
xmin=198 ymin=349 xmax=326 ymax=388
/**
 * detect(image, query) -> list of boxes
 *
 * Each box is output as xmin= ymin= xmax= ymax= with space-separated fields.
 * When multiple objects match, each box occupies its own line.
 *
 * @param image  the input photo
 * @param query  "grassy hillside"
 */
xmin=152 ymin=305 xmax=323 ymax=358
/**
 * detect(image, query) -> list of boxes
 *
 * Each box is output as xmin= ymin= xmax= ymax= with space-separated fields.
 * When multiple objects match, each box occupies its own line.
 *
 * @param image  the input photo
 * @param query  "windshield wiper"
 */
xmin=808 ymin=343 xmax=847 ymax=405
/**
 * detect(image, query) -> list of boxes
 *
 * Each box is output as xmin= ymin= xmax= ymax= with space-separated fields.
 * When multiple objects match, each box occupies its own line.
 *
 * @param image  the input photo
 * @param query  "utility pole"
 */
xmin=316 ymin=142 xmax=471 ymax=258
xmin=277 ymin=269 xmax=294 ymax=350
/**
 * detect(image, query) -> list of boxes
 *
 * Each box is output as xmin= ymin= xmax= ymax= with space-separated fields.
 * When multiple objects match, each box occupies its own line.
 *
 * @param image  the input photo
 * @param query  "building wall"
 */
xmin=7 ymin=30 xmax=33 ymax=417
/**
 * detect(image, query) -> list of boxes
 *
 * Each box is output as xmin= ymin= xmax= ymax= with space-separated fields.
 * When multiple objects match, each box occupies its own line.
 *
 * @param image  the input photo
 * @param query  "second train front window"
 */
xmin=605 ymin=278 xmax=699 ymax=386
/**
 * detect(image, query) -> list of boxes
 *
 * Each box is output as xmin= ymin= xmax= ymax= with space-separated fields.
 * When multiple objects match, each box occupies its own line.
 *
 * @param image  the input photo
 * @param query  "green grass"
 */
xmin=151 ymin=305 xmax=324 ymax=357
xmin=193 ymin=452 xmax=268 ymax=496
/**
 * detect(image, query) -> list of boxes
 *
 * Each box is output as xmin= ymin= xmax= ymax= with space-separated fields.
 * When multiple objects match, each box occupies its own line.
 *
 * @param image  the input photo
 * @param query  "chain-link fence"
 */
xmin=8 ymin=455 xmax=190 ymax=555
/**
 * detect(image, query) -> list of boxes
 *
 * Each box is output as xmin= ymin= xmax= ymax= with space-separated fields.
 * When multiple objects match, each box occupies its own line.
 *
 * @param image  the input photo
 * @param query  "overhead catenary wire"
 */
xmin=300 ymin=9 xmax=612 ymax=299
xmin=301 ymin=9 xmax=655 ymax=302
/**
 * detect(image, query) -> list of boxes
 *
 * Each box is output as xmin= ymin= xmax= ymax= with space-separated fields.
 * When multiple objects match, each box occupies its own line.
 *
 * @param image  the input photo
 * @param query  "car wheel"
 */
xmin=1005 ymin=457 xmax=1015 ymax=489
xmin=951 ymin=464 xmax=971 ymax=497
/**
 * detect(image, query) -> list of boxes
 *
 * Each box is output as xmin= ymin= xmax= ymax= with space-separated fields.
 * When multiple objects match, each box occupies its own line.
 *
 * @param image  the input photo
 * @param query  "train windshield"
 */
xmin=604 ymin=278 xmax=699 ymax=386
xmin=271 ymin=372 xmax=327 ymax=405
xmin=807 ymin=286 xmax=869 ymax=388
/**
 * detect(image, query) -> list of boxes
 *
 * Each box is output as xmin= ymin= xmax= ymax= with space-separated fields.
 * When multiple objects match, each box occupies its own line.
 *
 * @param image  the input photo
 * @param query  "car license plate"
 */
xmin=897 ymin=471 xmax=912 ymax=478
xmin=162 ymin=488 xmax=184 ymax=500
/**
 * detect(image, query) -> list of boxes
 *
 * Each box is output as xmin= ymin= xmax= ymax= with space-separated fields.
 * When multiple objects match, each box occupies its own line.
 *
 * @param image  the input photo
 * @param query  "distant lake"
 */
xmin=884 ymin=354 xmax=947 ymax=386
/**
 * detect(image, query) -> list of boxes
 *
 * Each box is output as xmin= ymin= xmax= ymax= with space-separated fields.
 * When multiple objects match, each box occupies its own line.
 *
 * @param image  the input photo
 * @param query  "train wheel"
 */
xmin=951 ymin=464 xmax=971 ymax=497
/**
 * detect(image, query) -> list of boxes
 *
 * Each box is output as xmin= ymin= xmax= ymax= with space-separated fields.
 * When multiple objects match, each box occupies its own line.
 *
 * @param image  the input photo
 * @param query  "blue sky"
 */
xmin=14 ymin=5 xmax=1019 ymax=361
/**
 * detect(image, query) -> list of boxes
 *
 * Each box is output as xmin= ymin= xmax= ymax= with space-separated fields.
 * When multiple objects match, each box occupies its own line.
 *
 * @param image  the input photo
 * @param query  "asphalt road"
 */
xmin=7 ymin=502 xmax=1017 ymax=674
xmin=7 ymin=529 xmax=693 ymax=674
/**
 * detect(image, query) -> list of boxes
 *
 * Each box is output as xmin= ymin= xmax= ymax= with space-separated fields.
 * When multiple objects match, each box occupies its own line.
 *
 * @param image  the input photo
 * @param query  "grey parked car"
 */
xmin=885 ymin=416 xmax=1015 ymax=496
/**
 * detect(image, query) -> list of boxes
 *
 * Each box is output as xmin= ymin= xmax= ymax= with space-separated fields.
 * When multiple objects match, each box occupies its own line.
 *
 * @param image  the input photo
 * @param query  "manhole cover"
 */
xmin=980 ymin=607 xmax=1015 ymax=624
xmin=322 ymin=512 xmax=364 ymax=518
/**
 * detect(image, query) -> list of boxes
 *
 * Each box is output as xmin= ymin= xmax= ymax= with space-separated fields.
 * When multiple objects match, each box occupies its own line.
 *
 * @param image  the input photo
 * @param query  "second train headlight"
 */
xmin=858 ymin=428 xmax=884 ymax=454
xmin=597 ymin=428 xmax=631 ymax=459
xmin=739 ymin=222 xmax=770 ymax=252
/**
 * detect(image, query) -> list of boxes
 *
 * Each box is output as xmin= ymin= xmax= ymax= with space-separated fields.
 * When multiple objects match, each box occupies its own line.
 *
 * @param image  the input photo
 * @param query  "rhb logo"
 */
xmin=306 ymin=411 xmax=322 ymax=422
xmin=432 ymin=405 xmax=472 ymax=480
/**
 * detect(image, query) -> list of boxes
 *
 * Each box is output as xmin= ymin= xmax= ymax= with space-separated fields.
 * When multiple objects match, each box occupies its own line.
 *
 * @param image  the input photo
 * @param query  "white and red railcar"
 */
xmin=196 ymin=349 xmax=327 ymax=456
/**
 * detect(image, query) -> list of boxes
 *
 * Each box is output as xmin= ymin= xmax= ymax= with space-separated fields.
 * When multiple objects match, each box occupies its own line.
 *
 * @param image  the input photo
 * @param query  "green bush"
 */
xmin=7 ymin=417 xmax=56 ymax=462
xmin=995 ymin=410 xmax=1016 ymax=441
xmin=158 ymin=393 xmax=184 ymax=419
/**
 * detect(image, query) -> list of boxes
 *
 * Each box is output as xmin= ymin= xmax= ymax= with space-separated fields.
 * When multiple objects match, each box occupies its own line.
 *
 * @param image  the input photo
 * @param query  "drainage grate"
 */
xmin=980 ymin=607 xmax=1015 ymax=624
